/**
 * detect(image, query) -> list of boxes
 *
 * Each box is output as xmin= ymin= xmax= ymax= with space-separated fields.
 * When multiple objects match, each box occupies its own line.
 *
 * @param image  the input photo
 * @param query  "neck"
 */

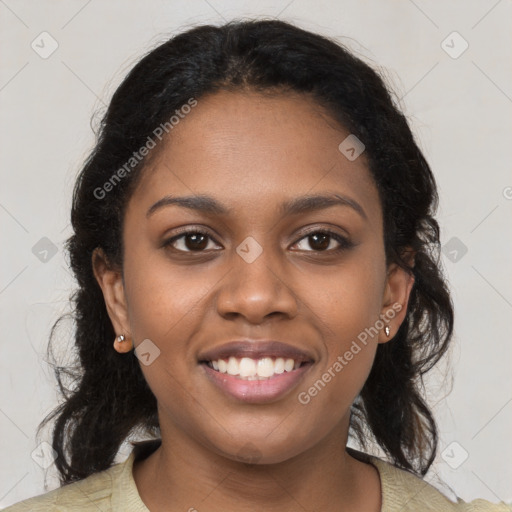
xmin=132 ymin=417 xmax=381 ymax=512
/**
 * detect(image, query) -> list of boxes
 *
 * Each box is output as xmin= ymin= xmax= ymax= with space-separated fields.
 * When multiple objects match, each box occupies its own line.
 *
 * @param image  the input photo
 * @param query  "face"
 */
xmin=95 ymin=90 xmax=413 ymax=464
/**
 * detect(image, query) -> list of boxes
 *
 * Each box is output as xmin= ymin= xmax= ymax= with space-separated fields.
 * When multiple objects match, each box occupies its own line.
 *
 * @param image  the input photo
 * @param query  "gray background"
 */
xmin=1 ymin=0 xmax=511 ymax=507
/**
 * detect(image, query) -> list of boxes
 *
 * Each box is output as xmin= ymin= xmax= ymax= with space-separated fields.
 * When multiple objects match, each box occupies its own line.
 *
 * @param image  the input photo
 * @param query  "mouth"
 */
xmin=200 ymin=356 xmax=311 ymax=380
xmin=197 ymin=340 xmax=315 ymax=403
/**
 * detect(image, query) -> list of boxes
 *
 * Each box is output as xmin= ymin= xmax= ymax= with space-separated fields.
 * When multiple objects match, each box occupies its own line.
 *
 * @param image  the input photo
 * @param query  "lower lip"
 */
xmin=201 ymin=363 xmax=313 ymax=404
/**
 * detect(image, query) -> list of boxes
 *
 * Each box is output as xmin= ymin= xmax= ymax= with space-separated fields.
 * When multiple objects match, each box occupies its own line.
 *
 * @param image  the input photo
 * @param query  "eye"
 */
xmin=162 ymin=227 xmax=354 ymax=254
xmin=292 ymin=229 xmax=354 ymax=253
xmin=163 ymin=228 xmax=221 ymax=252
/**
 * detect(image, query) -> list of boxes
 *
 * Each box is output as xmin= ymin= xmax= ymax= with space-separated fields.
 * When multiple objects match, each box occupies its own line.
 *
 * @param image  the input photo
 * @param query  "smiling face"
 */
xmin=94 ymin=89 xmax=413 ymax=464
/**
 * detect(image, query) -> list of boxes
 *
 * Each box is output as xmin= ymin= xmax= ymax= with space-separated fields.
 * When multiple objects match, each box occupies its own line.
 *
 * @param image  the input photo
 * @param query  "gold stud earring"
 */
xmin=114 ymin=334 xmax=133 ymax=352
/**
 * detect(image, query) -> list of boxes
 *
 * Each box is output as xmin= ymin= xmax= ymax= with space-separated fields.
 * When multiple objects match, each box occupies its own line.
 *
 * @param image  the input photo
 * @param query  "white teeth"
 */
xmin=218 ymin=359 xmax=228 ymax=373
xmin=274 ymin=357 xmax=285 ymax=374
xmin=239 ymin=357 xmax=256 ymax=377
xmin=257 ymin=357 xmax=274 ymax=377
xmin=208 ymin=356 xmax=303 ymax=379
xmin=284 ymin=358 xmax=294 ymax=372
xmin=227 ymin=356 xmax=240 ymax=376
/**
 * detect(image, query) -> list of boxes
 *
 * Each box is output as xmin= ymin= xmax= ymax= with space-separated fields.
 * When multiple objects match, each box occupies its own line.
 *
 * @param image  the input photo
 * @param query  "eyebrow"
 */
xmin=146 ymin=193 xmax=367 ymax=220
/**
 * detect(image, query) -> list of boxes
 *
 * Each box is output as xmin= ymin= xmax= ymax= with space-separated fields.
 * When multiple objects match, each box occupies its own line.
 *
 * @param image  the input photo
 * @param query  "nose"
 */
xmin=215 ymin=243 xmax=299 ymax=325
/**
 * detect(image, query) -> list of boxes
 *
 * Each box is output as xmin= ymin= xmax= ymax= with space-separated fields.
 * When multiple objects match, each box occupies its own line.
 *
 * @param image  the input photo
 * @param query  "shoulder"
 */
xmin=2 ymin=439 xmax=159 ymax=512
xmin=1 ymin=459 xmax=124 ymax=512
xmin=368 ymin=455 xmax=512 ymax=512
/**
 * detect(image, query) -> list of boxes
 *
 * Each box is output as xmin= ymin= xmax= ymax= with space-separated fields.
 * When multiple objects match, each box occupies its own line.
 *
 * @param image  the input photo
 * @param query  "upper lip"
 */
xmin=198 ymin=340 xmax=315 ymax=363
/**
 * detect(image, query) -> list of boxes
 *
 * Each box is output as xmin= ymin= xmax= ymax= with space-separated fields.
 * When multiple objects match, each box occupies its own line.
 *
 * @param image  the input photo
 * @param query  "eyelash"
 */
xmin=162 ymin=227 xmax=354 ymax=254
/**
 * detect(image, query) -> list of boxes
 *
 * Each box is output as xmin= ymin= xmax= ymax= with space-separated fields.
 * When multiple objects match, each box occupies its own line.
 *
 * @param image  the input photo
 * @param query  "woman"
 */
xmin=5 ymin=19 xmax=510 ymax=512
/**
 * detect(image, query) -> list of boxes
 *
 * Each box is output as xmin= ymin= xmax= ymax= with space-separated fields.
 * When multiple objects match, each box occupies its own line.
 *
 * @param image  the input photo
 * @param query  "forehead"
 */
xmin=129 ymin=90 xmax=381 ymax=228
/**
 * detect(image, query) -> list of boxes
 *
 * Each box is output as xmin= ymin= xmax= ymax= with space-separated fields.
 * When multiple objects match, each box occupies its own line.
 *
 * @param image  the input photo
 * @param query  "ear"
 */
xmin=92 ymin=248 xmax=132 ymax=353
xmin=378 ymin=251 xmax=415 ymax=344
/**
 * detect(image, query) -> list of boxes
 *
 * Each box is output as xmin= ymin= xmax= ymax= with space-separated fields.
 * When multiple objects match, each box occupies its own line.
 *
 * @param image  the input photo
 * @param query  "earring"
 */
xmin=114 ymin=334 xmax=133 ymax=352
xmin=384 ymin=326 xmax=390 ymax=337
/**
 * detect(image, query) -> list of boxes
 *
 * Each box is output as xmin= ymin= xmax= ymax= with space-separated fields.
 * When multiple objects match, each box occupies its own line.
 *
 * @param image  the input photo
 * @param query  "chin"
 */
xmin=211 ymin=434 xmax=315 ymax=466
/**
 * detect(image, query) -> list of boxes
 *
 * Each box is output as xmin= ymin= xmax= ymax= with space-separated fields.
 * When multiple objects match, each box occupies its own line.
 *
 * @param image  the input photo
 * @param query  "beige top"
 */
xmin=3 ymin=441 xmax=511 ymax=511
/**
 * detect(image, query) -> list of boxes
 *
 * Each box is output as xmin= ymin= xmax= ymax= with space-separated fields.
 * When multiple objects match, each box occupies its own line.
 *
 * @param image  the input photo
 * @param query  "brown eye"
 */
xmin=163 ymin=230 xmax=221 ymax=252
xmin=293 ymin=230 xmax=353 ymax=253
xmin=182 ymin=233 xmax=209 ymax=251
xmin=307 ymin=233 xmax=330 ymax=251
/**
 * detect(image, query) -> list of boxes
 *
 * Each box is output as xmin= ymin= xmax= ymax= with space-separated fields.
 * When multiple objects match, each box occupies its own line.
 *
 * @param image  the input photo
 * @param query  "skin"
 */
xmin=93 ymin=90 xmax=414 ymax=512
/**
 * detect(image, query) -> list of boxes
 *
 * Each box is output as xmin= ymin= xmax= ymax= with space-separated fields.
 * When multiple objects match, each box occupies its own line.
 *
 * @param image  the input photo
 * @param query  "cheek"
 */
xmin=123 ymin=247 xmax=207 ymax=342
xmin=122 ymin=249 xmax=208 ymax=414
xmin=305 ymin=252 xmax=385 ymax=400
xmin=315 ymin=253 xmax=386 ymax=342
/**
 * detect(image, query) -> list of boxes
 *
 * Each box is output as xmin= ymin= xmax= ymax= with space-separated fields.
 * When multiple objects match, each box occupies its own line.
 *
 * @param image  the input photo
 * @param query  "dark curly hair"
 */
xmin=38 ymin=18 xmax=453 ymax=485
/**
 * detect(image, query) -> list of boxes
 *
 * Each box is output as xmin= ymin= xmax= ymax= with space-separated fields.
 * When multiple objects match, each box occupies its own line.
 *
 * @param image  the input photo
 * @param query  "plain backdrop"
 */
xmin=1 ymin=0 xmax=511 ymax=508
